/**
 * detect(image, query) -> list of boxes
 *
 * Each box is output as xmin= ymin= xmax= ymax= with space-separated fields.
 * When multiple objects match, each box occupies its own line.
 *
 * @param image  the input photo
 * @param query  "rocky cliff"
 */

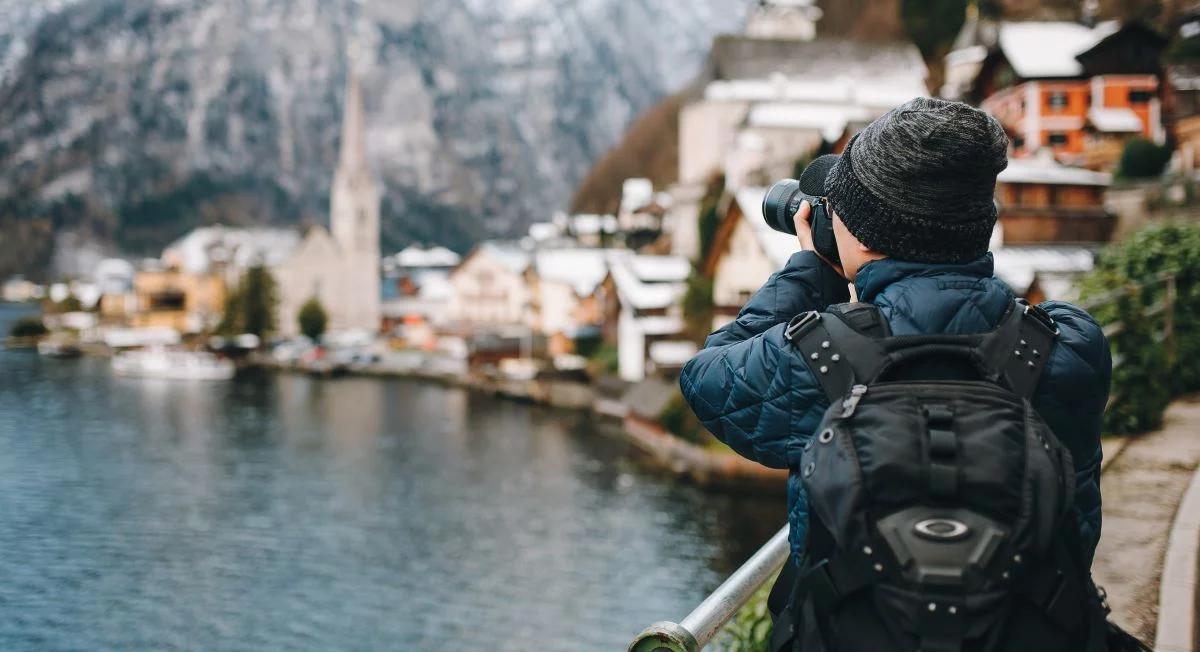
xmin=0 ymin=0 xmax=748 ymax=276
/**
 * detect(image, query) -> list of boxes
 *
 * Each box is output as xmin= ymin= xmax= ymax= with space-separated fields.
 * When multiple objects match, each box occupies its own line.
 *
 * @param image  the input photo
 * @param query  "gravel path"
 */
xmin=1092 ymin=395 xmax=1200 ymax=644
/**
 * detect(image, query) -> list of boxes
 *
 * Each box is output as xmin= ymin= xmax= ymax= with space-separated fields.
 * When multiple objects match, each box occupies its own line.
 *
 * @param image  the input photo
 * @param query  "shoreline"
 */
xmin=258 ymin=354 xmax=786 ymax=495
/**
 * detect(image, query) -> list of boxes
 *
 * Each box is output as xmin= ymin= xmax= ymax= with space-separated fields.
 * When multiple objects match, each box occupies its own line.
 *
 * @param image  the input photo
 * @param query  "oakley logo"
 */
xmin=913 ymin=518 xmax=970 ymax=541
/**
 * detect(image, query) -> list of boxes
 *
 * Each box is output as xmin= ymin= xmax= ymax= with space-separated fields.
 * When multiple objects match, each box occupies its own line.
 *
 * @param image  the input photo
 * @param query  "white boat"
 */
xmin=111 ymin=348 xmax=235 ymax=380
xmin=37 ymin=337 xmax=82 ymax=358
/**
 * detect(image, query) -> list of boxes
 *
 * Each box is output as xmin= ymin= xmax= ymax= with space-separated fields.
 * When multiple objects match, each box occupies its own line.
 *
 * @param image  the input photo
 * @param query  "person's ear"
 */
xmin=857 ymin=241 xmax=873 ymax=253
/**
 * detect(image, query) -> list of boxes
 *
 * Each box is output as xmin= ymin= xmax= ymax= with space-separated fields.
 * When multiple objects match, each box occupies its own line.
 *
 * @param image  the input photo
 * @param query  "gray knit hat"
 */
xmin=822 ymin=97 xmax=1009 ymax=263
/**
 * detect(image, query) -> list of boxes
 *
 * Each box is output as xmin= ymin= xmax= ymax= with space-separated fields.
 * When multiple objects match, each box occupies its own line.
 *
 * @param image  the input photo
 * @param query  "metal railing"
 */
xmin=628 ymin=525 xmax=790 ymax=652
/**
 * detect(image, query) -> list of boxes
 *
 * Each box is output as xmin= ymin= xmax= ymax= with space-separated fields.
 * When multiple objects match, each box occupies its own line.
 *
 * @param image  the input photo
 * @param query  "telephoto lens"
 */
xmin=761 ymin=179 xmax=805 ymax=236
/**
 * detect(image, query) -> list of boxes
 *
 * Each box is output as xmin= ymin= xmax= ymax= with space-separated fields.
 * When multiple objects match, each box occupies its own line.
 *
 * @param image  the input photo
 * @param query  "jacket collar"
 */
xmin=853 ymin=253 xmax=995 ymax=303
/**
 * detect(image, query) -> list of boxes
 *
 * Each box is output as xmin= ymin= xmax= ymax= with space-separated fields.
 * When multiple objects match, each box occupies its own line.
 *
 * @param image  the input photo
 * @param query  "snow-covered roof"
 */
xmin=394 ymin=245 xmax=461 ymax=269
xmin=534 ymin=249 xmax=610 ymax=296
xmin=527 ymin=222 xmax=561 ymax=242
xmin=569 ymin=213 xmax=618 ymax=236
xmin=1087 ymin=107 xmax=1143 ymax=133
xmin=707 ymin=76 xmax=924 ymax=110
xmin=636 ymin=316 xmax=686 ymax=336
xmin=608 ymin=252 xmax=686 ymax=311
xmin=748 ymin=102 xmax=870 ymax=142
xmin=992 ymin=246 xmax=1095 ymax=297
xmin=475 ymin=241 xmax=531 ymax=274
xmin=998 ymin=158 xmax=1111 ymax=187
xmin=996 ymin=21 xmax=1119 ymax=79
xmin=649 ymin=340 xmax=698 ymax=366
xmin=735 ymin=187 xmax=801 ymax=268
xmin=163 ymin=226 xmax=301 ymax=274
xmin=626 ymin=255 xmax=690 ymax=283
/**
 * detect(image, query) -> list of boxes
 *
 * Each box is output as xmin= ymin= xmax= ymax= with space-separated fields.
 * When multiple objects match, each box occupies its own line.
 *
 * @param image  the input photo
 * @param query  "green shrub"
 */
xmin=587 ymin=343 xmax=619 ymax=376
xmin=715 ymin=580 xmax=774 ymax=652
xmin=1079 ymin=222 xmax=1200 ymax=432
xmin=8 ymin=316 xmax=49 ymax=338
xmin=1117 ymin=138 xmax=1172 ymax=180
xmin=658 ymin=394 xmax=707 ymax=444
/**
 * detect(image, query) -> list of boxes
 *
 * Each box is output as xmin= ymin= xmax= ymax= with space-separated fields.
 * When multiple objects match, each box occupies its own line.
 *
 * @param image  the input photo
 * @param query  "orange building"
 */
xmin=995 ymin=154 xmax=1114 ymax=245
xmin=954 ymin=18 xmax=1166 ymax=170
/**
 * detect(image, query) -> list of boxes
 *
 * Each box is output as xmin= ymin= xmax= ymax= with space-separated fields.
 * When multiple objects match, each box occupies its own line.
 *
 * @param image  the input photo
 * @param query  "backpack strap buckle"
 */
xmin=1021 ymin=300 xmax=1060 ymax=337
xmin=784 ymin=310 xmax=821 ymax=342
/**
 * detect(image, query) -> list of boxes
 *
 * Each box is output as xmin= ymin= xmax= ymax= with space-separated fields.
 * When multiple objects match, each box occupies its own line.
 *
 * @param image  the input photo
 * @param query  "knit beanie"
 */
xmin=823 ymin=97 xmax=1009 ymax=263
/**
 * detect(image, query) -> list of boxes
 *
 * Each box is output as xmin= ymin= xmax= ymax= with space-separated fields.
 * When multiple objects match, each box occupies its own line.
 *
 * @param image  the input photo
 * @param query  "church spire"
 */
xmin=337 ymin=71 xmax=369 ymax=179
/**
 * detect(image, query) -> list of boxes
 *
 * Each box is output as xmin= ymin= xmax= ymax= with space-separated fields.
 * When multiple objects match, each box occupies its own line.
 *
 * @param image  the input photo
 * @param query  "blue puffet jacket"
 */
xmin=679 ymin=252 xmax=1112 ymax=566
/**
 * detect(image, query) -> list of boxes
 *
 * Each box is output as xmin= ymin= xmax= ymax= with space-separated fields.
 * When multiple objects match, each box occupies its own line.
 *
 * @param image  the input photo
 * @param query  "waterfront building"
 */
xmin=446 ymin=242 xmax=531 ymax=329
xmin=2 ymin=276 xmax=44 ymax=303
xmin=161 ymin=226 xmax=300 ymax=287
xmin=704 ymin=187 xmax=800 ymax=331
xmin=274 ymin=72 xmax=382 ymax=337
xmin=381 ymin=245 xmax=461 ymax=345
xmin=525 ymin=248 xmax=611 ymax=355
xmin=131 ymin=261 xmax=226 ymax=334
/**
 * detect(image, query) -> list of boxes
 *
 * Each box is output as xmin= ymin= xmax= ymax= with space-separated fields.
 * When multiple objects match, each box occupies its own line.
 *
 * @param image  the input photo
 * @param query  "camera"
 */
xmin=761 ymin=155 xmax=841 ymax=265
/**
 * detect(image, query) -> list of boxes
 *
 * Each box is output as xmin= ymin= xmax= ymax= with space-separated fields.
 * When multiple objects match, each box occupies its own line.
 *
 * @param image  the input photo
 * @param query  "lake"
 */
xmin=0 ymin=304 xmax=782 ymax=650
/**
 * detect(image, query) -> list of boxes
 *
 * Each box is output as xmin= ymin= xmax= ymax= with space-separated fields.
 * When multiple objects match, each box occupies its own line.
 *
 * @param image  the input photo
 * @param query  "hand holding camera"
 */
xmin=762 ymin=154 xmax=846 ymax=278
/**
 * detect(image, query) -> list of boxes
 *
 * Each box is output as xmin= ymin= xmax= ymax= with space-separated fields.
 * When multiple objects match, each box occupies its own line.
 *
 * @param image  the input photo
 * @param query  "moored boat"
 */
xmin=111 ymin=348 xmax=235 ymax=380
xmin=36 ymin=338 xmax=82 ymax=358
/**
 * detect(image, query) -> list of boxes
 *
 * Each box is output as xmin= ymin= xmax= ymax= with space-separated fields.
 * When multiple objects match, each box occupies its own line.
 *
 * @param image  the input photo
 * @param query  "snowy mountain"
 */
xmin=0 ymin=0 xmax=748 ymax=273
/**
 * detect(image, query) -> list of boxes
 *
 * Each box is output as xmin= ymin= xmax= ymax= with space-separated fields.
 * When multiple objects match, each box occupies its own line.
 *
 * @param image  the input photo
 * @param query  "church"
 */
xmin=274 ymin=72 xmax=382 ymax=337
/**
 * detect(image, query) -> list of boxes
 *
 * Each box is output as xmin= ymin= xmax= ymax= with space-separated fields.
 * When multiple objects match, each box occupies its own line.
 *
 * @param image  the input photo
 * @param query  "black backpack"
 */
xmin=769 ymin=299 xmax=1116 ymax=652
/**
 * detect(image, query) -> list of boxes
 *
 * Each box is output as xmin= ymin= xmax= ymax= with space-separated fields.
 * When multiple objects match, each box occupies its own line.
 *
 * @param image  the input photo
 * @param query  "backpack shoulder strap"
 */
xmin=976 ymin=299 xmax=1059 ymax=400
xmin=784 ymin=302 xmax=889 ymax=403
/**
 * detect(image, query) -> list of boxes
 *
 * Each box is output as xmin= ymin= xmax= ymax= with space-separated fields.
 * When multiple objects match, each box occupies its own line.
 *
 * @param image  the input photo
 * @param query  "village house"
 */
xmin=663 ymin=0 xmax=924 ymax=270
xmin=994 ymin=152 xmax=1115 ymax=245
xmin=599 ymin=251 xmax=693 ymax=382
xmin=161 ymin=226 xmax=300 ymax=287
xmin=131 ymin=261 xmax=226 ymax=334
xmin=704 ymin=187 xmax=801 ymax=331
xmin=524 ymin=248 xmax=611 ymax=356
xmin=948 ymin=8 xmax=1167 ymax=170
xmin=381 ymin=245 xmax=461 ymax=347
xmin=446 ymin=242 xmax=531 ymax=329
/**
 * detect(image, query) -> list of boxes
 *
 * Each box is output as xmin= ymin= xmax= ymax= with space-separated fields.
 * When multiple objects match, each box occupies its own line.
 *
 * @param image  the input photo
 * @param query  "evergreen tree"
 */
xmin=218 ymin=265 xmax=277 ymax=337
xmin=298 ymin=297 xmax=328 ymax=343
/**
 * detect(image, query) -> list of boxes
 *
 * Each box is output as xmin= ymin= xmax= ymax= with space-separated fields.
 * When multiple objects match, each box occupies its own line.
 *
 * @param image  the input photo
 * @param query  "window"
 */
xmin=1048 ymin=91 xmax=1068 ymax=110
xmin=1128 ymin=90 xmax=1153 ymax=103
xmin=1047 ymin=132 xmax=1069 ymax=146
xmin=1013 ymin=136 xmax=1025 ymax=149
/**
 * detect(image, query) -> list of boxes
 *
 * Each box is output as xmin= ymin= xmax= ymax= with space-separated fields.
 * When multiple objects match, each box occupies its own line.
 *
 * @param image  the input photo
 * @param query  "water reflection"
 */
xmin=0 ymin=305 xmax=782 ymax=650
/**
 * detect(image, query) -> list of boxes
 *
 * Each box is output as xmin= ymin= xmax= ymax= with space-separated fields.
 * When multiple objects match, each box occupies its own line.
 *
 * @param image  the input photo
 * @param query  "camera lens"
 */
xmin=761 ymin=179 xmax=803 ymax=236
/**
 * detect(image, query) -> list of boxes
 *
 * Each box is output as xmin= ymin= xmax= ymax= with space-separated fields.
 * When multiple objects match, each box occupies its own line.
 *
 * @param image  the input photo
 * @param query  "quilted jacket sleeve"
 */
xmin=679 ymin=251 xmax=849 ymax=469
xmin=1034 ymin=301 xmax=1112 ymax=567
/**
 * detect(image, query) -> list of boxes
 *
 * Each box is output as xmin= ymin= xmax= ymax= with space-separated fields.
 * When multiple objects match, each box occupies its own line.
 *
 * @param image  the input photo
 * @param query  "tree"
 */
xmin=697 ymin=172 xmax=726 ymax=262
xmin=219 ymin=265 xmax=277 ymax=337
xmin=298 ymin=297 xmax=328 ymax=343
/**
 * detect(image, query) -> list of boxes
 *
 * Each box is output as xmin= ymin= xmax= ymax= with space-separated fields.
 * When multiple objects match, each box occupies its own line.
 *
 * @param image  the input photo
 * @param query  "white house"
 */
xmin=381 ymin=245 xmax=462 ymax=341
xmin=607 ymin=251 xmax=693 ymax=382
xmin=704 ymin=187 xmax=804 ymax=331
xmin=162 ymin=226 xmax=301 ymax=286
xmin=446 ymin=242 xmax=531 ymax=329
xmin=527 ymin=248 xmax=610 ymax=345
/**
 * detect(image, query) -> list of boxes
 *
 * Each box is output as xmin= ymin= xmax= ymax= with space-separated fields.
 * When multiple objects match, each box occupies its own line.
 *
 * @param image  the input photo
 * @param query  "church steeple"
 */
xmin=330 ymin=69 xmax=379 ymax=258
xmin=337 ymin=72 xmax=370 ymax=180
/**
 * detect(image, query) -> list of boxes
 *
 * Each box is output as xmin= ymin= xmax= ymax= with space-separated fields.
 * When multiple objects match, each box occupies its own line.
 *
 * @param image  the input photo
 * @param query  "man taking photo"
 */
xmin=679 ymin=98 xmax=1130 ymax=651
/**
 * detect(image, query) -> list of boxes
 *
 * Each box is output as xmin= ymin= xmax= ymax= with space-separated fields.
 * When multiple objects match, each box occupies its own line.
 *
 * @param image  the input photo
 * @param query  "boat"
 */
xmin=111 ymin=348 xmax=235 ymax=380
xmin=37 ymin=337 xmax=82 ymax=358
